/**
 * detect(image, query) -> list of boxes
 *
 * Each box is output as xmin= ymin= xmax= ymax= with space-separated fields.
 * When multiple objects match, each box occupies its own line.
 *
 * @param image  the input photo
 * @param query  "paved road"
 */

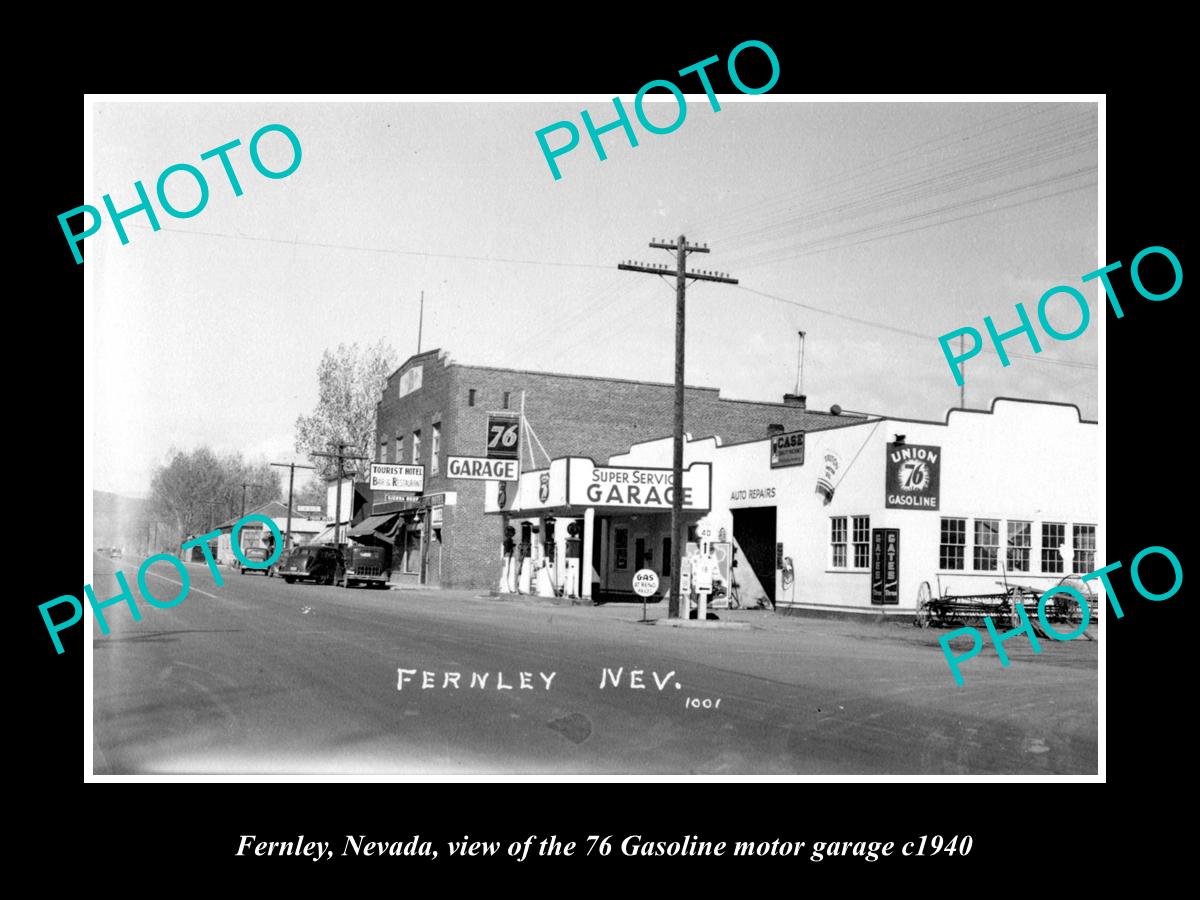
xmin=91 ymin=553 xmax=1098 ymax=775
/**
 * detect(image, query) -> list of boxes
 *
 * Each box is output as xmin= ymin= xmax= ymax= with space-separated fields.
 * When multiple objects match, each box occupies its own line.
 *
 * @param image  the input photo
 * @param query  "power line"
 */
xmin=734 ymin=176 xmax=1096 ymax=271
xmin=138 ymin=223 xmax=613 ymax=271
xmin=733 ymin=284 xmax=1098 ymax=371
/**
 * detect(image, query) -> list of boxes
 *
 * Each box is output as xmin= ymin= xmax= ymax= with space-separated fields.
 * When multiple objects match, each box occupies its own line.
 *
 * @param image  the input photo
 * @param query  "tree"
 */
xmin=150 ymin=448 xmax=281 ymax=546
xmin=292 ymin=475 xmax=328 ymax=510
xmin=294 ymin=340 xmax=397 ymax=480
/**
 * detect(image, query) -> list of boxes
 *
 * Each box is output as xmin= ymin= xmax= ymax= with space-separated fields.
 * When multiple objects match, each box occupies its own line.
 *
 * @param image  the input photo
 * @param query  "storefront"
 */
xmin=484 ymin=457 xmax=712 ymax=600
xmin=607 ymin=398 xmax=1098 ymax=615
xmin=368 ymin=489 xmax=457 ymax=586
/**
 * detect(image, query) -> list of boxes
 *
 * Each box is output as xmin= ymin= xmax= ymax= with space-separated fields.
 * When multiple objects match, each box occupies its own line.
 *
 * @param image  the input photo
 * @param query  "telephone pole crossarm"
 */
xmin=617 ymin=262 xmax=738 ymax=284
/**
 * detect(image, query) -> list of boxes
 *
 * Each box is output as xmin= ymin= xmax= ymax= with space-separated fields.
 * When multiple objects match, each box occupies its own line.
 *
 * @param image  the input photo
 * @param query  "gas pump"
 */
xmin=564 ymin=520 xmax=582 ymax=598
xmin=499 ymin=524 xmax=517 ymax=593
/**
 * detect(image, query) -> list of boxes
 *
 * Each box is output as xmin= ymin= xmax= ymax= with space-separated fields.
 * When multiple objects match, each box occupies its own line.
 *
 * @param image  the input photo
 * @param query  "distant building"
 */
xmin=212 ymin=500 xmax=328 ymax=565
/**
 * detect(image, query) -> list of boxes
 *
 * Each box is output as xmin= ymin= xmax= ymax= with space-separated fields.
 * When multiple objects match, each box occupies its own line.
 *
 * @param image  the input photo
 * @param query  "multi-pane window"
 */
xmin=940 ymin=517 xmax=966 ymax=570
xmin=830 ymin=517 xmax=847 ymax=568
xmin=412 ymin=429 xmax=422 ymax=464
xmin=431 ymin=423 xmax=441 ymax=474
xmin=613 ymin=528 xmax=628 ymax=570
xmin=974 ymin=519 xmax=1000 ymax=571
xmin=1007 ymin=520 xmax=1031 ymax=572
xmin=852 ymin=516 xmax=871 ymax=568
xmin=1041 ymin=522 xmax=1065 ymax=573
xmin=394 ymin=433 xmax=404 ymax=464
xmin=1073 ymin=524 xmax=1096 ymax=573
xmin=378 ymin=441 xmax=387 ymax=463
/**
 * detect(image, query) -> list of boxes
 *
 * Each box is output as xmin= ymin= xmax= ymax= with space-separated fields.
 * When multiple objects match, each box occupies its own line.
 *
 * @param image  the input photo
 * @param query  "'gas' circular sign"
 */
xmin=632 ymin=569 xmax=660 ymax=597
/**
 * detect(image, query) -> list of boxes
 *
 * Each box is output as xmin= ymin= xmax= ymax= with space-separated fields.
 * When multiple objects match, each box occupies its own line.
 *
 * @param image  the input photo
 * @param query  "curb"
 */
xmin=640 ymin=618 xmax=753 ymax=630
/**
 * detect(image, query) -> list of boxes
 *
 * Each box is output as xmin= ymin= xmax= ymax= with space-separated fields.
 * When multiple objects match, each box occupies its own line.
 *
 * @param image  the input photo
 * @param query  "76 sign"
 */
xmin=487 ymin=415 xmax=520 ymax=460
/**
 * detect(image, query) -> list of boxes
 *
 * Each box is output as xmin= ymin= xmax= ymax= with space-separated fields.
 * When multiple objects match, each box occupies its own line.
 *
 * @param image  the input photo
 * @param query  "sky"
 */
xmin=90 ymin=99 xmax=1098 ymax=496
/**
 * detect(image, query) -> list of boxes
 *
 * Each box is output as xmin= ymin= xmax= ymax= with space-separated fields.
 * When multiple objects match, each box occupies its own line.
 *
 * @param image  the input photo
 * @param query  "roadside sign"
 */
xmin=296 ymin=505 xmax=322 ymax=513
xmin=632 ymin=569 xmax=660 ymax=597
xmin=487 ymin=414 xmax=520 ymax=460
xmin=369 ymin=463 xmax=424 ymax=493
xmin=447 ymin=456 xmax=519 ymax=481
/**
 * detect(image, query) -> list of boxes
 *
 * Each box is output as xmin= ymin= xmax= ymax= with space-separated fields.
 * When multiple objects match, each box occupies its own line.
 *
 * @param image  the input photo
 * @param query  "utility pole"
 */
xmin=959 ymin=333 xmax=966 ymax=409
xmin=417 ymin=289 xmax=424 ymax=354
xmin=310 ymin=444 xmax=369 ymax=545
xmin=271 ymin=461 xmax=317 ymax=554
xmin=619 ymin=236 xmax=737 ymax=618
xmin=795 ymin=330 xmax=807 ymax=395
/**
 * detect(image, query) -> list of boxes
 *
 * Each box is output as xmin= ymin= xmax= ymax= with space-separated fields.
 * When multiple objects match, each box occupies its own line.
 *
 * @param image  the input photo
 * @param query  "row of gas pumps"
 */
xmin=498 ymin=516 xmax=585 ymax=597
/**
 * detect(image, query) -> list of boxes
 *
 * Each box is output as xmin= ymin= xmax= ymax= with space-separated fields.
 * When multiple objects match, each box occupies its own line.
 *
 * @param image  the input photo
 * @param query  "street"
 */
xmin=91 ymin=553 xmax=1098 ymax=775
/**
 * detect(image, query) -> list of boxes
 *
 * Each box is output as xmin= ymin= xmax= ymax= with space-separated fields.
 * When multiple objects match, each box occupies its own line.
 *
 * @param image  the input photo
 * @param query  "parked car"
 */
xmin=236 ymin=545 xmax=276 ymax=577
xmin=340 ymin=544 xmax=392 ymax=589
xmin=280 ymin=544 xmax=344 ymax=585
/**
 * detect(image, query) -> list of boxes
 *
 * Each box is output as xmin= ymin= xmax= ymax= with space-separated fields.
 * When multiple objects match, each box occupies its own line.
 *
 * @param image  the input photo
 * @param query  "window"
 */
xmin=852 ymin=516 xmax=870 ymax=568
xmin=395 ymin=433 xmax=404 ymax=464
xmin=973 ymin=519 xmax=1000 ymax=571
xmin=940 ymin=517 xmax=966 ymax=569
xmin=378 ymin=440 xmax=387 ymax=463
xmin=468 ymin=389 xmax=476 ymax=407
xmin=412 ymin=429 xmax=422 ymax=464
xmin=1042 ymin=522 xmax=1065 ymax=573
xmin=502 ymin=391 xmax=511 ymax=410
xmin=613 ymin=528 xmax=628 ymax=570
xmin=830 ymin=517 xmax=847 ymax=568
xmin=1007 ymin=520 xmax=1031 ymax=572
xmin=1073 ymin=524 xmax=1096 ymax=573
xmin=431 ymin=422 xmax=441 ymax=474
xmin=661 ymin=537 xmax=672 ymax=577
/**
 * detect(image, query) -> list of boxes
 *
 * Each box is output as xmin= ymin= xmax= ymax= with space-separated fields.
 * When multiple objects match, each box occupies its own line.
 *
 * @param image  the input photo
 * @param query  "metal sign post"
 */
xmin=633 ymin=568 xmax=660 ymax=623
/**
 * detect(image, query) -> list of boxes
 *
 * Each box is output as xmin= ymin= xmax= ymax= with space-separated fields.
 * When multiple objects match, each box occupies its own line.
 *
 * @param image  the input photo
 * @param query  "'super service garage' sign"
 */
xmin=567 ymin=459 xmax=711 ymax=509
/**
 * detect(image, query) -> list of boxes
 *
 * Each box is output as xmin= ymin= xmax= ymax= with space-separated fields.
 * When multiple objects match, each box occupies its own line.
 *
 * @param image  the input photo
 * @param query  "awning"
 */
xmin=348 ymin=513 xmax=400 ymax=540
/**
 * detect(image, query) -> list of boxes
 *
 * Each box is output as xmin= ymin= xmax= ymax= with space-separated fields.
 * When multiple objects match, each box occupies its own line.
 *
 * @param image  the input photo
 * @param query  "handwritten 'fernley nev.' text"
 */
xmin=395 ymin=668 xmax=682 ymax=691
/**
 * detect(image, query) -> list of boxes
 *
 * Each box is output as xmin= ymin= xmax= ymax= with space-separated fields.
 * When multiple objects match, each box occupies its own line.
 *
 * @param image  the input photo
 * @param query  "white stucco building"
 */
xmin=485 ymin=397 xmax=1098 ymax=614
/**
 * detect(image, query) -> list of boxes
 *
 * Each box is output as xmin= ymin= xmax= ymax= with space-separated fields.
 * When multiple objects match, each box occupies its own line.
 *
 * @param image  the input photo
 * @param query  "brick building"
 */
xmin=369 ymin=348 xmax=861 ymax=590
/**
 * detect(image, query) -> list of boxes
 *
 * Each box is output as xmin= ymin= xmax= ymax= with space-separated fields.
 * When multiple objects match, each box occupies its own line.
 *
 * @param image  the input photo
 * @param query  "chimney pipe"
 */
xmin=783 ymin=393 xmax=807 ymax=409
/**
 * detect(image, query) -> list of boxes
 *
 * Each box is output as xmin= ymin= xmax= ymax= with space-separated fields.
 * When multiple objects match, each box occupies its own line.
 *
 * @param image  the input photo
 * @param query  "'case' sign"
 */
xmin=769 ymin=430 xmax=805 ymax=468
xmin=885 ymin=442 xmax=941 ymax=510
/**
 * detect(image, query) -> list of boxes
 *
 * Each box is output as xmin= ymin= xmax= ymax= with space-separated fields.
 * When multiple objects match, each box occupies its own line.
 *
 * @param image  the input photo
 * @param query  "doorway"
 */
xmin=732 ymin=506 xmax=777 ymax=606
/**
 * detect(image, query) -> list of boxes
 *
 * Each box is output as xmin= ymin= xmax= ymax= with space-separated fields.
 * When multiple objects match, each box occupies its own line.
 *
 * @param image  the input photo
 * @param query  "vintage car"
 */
xmin=280 ymin=544 xmax=344 ymax=585
xmin=340 ymin=544 xmax=392 ymax=589
xmin=236 ymin=545 xmax=276 ymax=577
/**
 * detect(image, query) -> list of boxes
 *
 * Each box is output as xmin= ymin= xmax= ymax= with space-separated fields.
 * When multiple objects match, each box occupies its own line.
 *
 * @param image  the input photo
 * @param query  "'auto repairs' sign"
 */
xmin=885 ymin=443 xmax=941 ymax=510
